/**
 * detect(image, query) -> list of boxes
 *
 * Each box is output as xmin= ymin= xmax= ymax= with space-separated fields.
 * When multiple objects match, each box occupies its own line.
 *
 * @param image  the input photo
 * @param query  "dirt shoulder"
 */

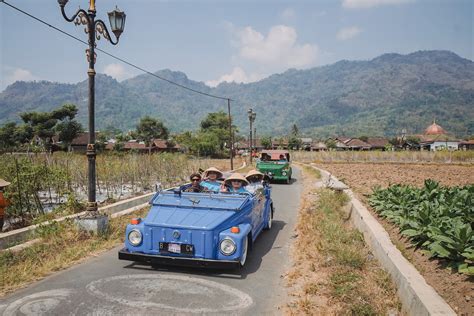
xmin=314 ymin=162 xmax=474 ymax=315
xmin=284 ymin=165 xmax=401 ymax=315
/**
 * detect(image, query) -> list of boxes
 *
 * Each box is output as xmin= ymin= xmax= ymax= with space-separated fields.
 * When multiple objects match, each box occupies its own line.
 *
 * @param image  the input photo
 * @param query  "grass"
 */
xmin=0 ymin=208 xmax=148 ymax=297
xmin=302 ymin=165 xmax=321 ymax=179
xmin=285 ymin=165 xmax=401 ymax=315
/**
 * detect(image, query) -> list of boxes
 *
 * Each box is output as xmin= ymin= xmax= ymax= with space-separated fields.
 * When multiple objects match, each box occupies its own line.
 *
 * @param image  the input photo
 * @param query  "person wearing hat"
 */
xmin=222 ymin=173 xmax=249 ymax=194
xmin=182 ymin=173 xmax=208 ymax=193
xmin=201 ymin=167 xmax=224 ymax=193
xmin=245 ymin=169 xmax=264 ymax=194
xmin=0 ymin=178 xmax=11 ymax=231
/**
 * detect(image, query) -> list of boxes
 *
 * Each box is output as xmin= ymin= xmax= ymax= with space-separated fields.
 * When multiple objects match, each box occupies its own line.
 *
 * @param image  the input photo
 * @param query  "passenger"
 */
xmin=245 ymin=169 xmax=264 ymax=194
xmin=201 ymin=167 xmax=224 ymax=192
xmin=183 ymin=173 xmax=208 ymax=193
xmin=279 ymin=154 xmax=287 ymax=161
xmin=222 ymin=173 xmax=249 ymax=194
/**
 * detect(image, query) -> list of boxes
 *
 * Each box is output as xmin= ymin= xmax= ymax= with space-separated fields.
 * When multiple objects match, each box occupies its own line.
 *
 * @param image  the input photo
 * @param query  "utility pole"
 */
xmin=227 ymin=99 xmax=234 ymax=170
xmin=247 ymin=108 xmax=256 ymax=164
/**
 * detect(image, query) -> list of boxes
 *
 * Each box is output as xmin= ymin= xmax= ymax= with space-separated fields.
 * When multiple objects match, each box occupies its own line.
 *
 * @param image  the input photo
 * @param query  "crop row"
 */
xmin=369 ymin=180 xmax=473 ymax=275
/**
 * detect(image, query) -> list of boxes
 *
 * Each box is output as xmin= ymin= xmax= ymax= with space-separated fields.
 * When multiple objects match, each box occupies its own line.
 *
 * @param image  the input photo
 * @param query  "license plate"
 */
xmin=168 ymin=243 xmax=181 ymax=253
xmin=159 ymin=242 xmax=194 ymax=255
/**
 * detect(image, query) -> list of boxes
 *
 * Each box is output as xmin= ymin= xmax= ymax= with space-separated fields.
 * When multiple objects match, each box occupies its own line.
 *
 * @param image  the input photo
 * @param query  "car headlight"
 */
xmin=128 ymin=229 xmax=142 ymax=246
xmin=282 ymin=171 xmax=287 ymax=176
xmin=268 ymin=172 xmax=273 ymax=176
xmin=219 ymin=237 xmax=236 ymax=256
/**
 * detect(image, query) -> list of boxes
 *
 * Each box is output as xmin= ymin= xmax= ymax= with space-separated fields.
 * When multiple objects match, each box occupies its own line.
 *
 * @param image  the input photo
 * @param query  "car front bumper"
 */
xmin=118 ymin=248 xmax=240 ymax=269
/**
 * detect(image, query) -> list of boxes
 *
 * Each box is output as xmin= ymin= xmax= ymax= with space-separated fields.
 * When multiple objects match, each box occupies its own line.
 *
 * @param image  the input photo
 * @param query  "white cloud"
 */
xmin=0 ymin=66 xmax=39 ymax=89
xmin=342 ymin=0 xmax=412 ymax=9
xmin=336 ymin=26 xmax=362 ymax=40
xmin=205 ymin=67 xmax=264 ymax=87
xmin=103 ymin=63 xmax=133 ymax=81
xmin=280 ymin=8 xmax=296 ymax=20
xmin=235 ymin=25 xmax=319 ymax=68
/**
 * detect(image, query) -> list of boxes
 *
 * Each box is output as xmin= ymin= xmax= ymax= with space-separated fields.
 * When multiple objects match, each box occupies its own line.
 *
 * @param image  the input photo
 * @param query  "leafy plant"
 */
xmin=369 ymin=180 xmax=474 ymax=274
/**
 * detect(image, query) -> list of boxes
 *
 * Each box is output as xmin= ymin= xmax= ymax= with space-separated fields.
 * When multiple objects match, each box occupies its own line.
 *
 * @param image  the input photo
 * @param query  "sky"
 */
xmin=0 ymin=0 xmax=472 ymax=91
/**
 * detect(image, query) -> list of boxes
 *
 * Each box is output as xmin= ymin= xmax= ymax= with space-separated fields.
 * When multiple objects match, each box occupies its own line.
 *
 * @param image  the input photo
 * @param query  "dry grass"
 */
xmin=284 ymin=166 xmax=401 ymax=315
xmin=0 ymin=208 xmax=148 ymax=297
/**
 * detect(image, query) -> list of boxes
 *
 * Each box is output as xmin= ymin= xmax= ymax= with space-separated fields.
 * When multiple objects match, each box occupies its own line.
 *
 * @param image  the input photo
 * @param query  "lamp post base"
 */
xmin=75 ymin=214 xmax=109 ymax=235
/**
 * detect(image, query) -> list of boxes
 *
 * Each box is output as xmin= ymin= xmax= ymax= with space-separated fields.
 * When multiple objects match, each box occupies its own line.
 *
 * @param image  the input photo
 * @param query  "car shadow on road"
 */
xmin=122 ymin=220 xmax=286 ymax=280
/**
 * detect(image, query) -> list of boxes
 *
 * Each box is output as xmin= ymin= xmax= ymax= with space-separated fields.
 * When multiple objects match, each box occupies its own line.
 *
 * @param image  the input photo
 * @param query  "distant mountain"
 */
xmin=1 ymin=50 xmax=473 ymax=137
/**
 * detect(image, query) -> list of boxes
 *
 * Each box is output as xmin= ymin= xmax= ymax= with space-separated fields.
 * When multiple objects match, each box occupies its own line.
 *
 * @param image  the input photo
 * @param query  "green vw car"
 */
xmin=256 ymin=150 xmax=292 ymax=184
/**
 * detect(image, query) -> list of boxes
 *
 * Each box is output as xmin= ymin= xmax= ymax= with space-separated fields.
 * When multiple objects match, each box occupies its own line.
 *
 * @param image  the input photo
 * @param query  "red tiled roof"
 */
xmin=152 ymin=139 xmax=180 ymax=149
xmin=366 ymin=137 xmax=389 ymax=148
xmin=345 ymin=138 xmax=371 ymax=148
xmin=71 ymin=132 xmax=99 ymax=145
xmin=123 ymin=141 xmax=147 ymax=150
xmin=425 ymin=122 xmax=446 ymax=135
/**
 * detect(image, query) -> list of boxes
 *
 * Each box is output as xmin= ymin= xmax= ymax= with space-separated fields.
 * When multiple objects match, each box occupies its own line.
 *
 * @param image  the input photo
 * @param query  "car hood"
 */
xmin=257 ymin=163 xmax=286 ymax=170
xmin=145 ymin=191 xmax=249 ymax=230
xmin=145 ymin=206 xmax=235 ymax=230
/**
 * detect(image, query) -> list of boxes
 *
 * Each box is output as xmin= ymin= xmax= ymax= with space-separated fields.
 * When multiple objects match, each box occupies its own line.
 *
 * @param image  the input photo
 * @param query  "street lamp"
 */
xmin=247 ymin=108 xmax=256 ymax=163
xmin=58 ymin=0 xmax=125 ymax=231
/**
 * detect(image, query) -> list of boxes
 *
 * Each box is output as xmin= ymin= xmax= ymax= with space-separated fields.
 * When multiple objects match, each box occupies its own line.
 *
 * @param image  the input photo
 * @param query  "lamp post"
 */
xmin=58 ymin=0 xmax=125 ymax=231
xmin=247 ymin=108 xmax=256 ymax=163
xmin=227 ymin=99 xmax=234 ymax=170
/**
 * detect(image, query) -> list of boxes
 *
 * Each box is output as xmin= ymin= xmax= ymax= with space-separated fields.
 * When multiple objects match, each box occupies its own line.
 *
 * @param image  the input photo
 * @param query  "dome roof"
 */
xmin=424 ymin=121 xmax=446 ymax=135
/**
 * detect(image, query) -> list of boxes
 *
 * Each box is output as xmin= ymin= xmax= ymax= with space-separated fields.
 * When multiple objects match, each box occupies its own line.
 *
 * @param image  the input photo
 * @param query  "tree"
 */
xmin=199 ymin=111 xmax=236 ymax=155
xmin=0 ymin=122 xmax=18 ymax=152
xmin=260 ymin=136 xmax=272 ymax=149
xmin=55 ymin=105 xmax=83 ymax=152
xmin=20 ymin=104 xmax=82 ymax=153
xmin=136 ymin=116 xmax=169 ymax=154
xmin=288 ymin=124 xmax=302 ymax=150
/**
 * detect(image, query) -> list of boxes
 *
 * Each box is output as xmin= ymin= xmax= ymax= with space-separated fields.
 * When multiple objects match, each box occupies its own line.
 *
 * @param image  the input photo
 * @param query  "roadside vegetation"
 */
xmin=0 ymin=153 xmax=231 ymax=230
xmin=0 ymin=208 xmax=148 ymax=296
xmin=369 ymin=180 xmax=473 ymax=275
xmin=285 ymin=166 xmax=400 ymax=315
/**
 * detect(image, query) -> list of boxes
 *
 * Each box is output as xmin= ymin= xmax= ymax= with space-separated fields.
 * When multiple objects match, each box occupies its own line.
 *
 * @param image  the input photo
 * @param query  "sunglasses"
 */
xmin=191 ymin=178 xmax=200 ymax=182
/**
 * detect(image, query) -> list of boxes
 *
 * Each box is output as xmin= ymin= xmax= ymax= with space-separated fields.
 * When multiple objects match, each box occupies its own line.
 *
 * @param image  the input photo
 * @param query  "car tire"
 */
xmin=264 ymin=207 xmax=273 ymax=230
xmin=239 ymin=236 xmax=249 ymax=267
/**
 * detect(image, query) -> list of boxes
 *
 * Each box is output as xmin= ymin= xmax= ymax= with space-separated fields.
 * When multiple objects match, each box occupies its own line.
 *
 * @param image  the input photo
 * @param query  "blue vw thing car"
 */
xmin=119 ymin=186 xmax=273 ymax=269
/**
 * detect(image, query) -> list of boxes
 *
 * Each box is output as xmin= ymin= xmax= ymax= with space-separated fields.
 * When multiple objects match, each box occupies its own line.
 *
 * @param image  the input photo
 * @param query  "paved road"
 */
xmin=0 ymin=169 xmax=302 ymax=315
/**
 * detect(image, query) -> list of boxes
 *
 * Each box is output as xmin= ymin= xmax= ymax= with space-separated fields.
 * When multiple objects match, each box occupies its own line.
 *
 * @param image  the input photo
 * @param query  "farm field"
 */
xmin=0 ymin=153 xmax=239 ymax=230
xmin=313 ymin=162 xmax=474 ymax=314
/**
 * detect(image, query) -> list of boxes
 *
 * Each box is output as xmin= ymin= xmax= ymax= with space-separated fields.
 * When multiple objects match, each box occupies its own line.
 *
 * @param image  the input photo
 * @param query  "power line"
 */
xmin=1 ymin=0 xmax=232 ymax=101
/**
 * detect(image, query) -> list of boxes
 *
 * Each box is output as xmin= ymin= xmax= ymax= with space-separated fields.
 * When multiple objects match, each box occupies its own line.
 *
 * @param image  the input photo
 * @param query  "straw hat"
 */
xmin=203 ymin=167 xmax=223 ymax=179
xmin=245 ymin=169 xmax=264 ymax=180
xmin=224 ymin=173 xmax=249 ymax=186
xmin=0 ymin=178 xmax=11 ymax=187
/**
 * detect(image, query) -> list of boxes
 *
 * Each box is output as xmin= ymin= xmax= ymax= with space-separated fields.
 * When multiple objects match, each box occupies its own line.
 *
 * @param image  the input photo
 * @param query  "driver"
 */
xmin=183 ymin=173 xmax=208 ymax=193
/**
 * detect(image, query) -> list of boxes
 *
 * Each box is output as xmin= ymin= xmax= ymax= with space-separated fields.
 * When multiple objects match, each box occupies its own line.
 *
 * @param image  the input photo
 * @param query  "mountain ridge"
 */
xmin=1 ymin=50 xmax=473 ymax=137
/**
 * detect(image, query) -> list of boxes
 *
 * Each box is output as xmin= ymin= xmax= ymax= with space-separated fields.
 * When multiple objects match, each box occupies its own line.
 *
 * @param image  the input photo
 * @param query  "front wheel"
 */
xmin=264 ymin=206 xmax=273 ymax=230
xmin=239 ymin=236 xmax=249 ymax=267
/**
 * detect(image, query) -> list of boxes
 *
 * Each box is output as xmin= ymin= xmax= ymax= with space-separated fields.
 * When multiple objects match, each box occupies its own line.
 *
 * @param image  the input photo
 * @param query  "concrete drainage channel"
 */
xmin=0 ymin=192 xmax=154 ymax=252
xmin=306 ymin=163 xmax=455 ymax=316
xmin=0 ymin=162 xmax=247 ymax=252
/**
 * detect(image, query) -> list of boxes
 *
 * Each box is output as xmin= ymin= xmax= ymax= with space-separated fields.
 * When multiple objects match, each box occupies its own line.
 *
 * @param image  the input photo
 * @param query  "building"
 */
xmin=366 ymin=137 xmax=390 ymax=150
xmin=459 ymin=140 xmax=474 ymax=150
xmin=419 ymin=121 xmax=460 ymax=151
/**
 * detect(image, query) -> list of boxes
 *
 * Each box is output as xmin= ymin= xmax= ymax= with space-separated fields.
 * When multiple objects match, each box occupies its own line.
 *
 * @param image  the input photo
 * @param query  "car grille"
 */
xmin=148 ymin=226 xmax=214 ymax=258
